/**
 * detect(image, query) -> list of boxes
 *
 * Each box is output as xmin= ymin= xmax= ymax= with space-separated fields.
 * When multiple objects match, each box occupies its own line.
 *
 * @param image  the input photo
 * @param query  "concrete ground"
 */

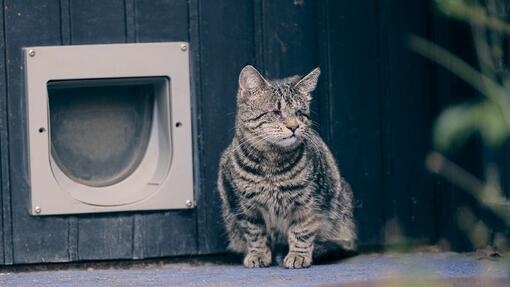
xmin=0 ymin=252 xmax=508 ymax=287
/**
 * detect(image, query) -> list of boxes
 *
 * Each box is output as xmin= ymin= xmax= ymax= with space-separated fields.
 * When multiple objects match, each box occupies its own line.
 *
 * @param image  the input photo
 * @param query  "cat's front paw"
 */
xmin=283 ymin=252 xmax=312 ymax=269
xmin=243 ymin=251 xmax=272 ymax=268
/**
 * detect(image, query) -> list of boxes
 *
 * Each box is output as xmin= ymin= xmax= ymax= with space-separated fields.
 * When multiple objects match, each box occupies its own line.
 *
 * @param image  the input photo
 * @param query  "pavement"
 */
xmin=0 ymin=252 xmax=508 ymax=287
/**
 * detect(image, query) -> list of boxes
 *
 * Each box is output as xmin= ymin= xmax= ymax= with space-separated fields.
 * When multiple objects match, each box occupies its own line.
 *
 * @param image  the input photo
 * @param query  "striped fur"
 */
xmin=218 ymin=66 xmax=356 ymax=268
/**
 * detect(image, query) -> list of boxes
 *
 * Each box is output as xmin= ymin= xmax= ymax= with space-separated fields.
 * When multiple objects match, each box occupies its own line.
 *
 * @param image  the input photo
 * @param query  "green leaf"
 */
xmin=478 ymin=102 xmax=509 ymax=147
xmin=434 ymin=101 xmax=509 ymax=151
xmin=434 ymin=104 xmax=477 ymax=151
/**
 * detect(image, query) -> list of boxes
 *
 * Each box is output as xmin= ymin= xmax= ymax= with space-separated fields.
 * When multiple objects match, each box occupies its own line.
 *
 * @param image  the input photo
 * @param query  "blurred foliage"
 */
xmin=410 ymin=0 xmax=510 ymax=152
xmin=436 ymin=0 xmax=510 ymax=34
xmin=434 ymin=101 xmax=508 ymax=150
xmin=410 ymin=0 xmax=510 ymax=254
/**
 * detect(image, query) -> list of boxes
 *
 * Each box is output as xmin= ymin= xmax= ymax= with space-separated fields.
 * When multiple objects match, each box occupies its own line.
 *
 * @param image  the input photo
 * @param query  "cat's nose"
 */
xmin=285 ymin=118 xmax=300 ymax=132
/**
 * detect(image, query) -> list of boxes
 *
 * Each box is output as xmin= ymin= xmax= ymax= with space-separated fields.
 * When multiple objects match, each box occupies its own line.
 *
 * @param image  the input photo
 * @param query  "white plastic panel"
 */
xmin=23 ymin=42 xmax=194 ymax=215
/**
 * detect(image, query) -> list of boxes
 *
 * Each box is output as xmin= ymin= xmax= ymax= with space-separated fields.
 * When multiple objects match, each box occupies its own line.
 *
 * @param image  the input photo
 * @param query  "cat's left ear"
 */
xmin=294 ymin=67 xmax=320 ymax=94
xmin=239 ymin=65 xmax=269 ymax=91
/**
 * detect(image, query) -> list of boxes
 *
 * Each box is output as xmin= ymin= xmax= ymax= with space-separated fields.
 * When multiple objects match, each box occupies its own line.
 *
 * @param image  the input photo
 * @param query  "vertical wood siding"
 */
xmin=0 ymin=0 xmax=480 ymax=264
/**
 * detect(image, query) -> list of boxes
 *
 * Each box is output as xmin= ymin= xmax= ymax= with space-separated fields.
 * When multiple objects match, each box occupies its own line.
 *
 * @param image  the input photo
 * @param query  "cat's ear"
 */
xmin=294 ymin=67 xmax=320 ymax=94
xmin=239 ymin=65 xmax=269 ymax=91
xmin=287 ymin=75 xmax=302 ymax=85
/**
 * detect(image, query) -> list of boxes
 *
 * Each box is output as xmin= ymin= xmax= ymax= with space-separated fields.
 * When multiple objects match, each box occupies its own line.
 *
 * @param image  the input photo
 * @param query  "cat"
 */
xmin=217 ymin=65 xmax=356 ymax=268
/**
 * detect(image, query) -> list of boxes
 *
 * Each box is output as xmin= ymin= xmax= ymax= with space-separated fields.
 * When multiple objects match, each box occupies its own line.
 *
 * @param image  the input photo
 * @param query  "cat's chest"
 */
xmin=239 ymin=178 xmax=311 ymax=235
xmin=262 ymin=185 xmax=292 ymax=208
xmin=243 ymin=173 xmax=312 ymax=211
xmin=258 ymin=185 xmax=301 ymax=217
xmin=258 ymin=187 xmax=291 ymax=231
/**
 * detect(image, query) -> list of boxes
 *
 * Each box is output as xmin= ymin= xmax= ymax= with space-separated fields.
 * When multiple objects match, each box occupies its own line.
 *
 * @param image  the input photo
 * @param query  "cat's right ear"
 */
xmin=239 ymin=65 xmax=269 ymax=91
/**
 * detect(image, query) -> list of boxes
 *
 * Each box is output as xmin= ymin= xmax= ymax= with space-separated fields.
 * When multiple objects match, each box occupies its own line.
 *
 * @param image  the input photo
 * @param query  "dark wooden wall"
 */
xmin=1 ymin=0 xmax=197 ymax=265
xmin=430 ymin=12 xmax=479 ymax=251
xmin=431 ymin=3 xmax=510 ymax=251
xmin=0 ymin=0 xmax=449 ymax=265
xmin=197 ymin=0 xmax=437 ymax=255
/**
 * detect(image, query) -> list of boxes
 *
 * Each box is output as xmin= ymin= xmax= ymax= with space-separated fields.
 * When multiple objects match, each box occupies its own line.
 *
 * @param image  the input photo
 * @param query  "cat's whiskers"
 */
xmin=302 ymin=132 xmax=323 ymax=156
xmin=309 ymin=120 xmax=320 ymax=129
xmin=227 ymin=132 xmax=273 ymax=160
xmin=227 ymin=131 xmax=263 ymax=156
xmin=243 ymin=134 xmax=275 ymax=158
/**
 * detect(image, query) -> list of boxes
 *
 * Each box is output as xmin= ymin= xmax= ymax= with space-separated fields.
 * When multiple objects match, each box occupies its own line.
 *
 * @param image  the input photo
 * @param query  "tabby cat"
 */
xmin=217 ymin=65 xmax=356 ymax=268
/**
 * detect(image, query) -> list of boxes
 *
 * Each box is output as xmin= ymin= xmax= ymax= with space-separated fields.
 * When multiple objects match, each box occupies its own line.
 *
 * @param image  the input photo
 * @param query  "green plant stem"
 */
xmin=426 ymin=152 xmax=485 ymax=194
xmin=426 ymin=152 xmax=510 ymax=224
xmin=408 ymin=35 xmax=510 ymax=127
xmin=436 ymin=0 xmax=510 ymax=34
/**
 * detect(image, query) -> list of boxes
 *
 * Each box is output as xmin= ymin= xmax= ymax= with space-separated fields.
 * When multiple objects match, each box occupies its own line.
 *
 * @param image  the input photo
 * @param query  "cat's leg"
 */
xmin=284 ymin=218 xmax=317 ymax=269
xmin=217 ymin=168 xmax=271 ymax=267
xmin=224 ymin=216 xmax=247 ymax=254
xmin=218 ymin=169 xmax=247 ymax=254
xmin=239 ymin=218 xmax=272 ymax=268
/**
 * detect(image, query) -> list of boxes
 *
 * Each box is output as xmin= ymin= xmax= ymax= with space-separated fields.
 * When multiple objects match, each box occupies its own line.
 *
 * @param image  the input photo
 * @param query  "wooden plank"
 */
xmin=259 ymin=0 xmax=318 ymax=78
xmin=325 ymin=0 xmax=385 ymax=246
xmin=488 ymin=5 xmax=510 ymax=248
xmin=69 ymin=0 xmax=126 ymax=44
xmin=135 ymin=0 xmax=188 ymax=42
xmin=253 ymin=0 xmax=264 ymax=71
xmin=137 ymin=210 xmax=197 ymax=258
xmin=260 ymin=0 xmax=323 ymax=136
xmin=77 ymin=215 xmax=133 ymax=260
xmin=186 ymin=0 xmax=203 ymax=257
xmin=503 ymin=7 xmax=510 ymax=200
xmin=0 ymin=0 xmax=7 ymax=264
xmin=59 ymin=0 xmax=79 ymax=262
xmin=132 ymin=0 xmax=198 ymax=258
xmin=500 ymin=148 xmax=510 ymax=202
xmin=196 ymin=0 xmax=256 ymax=254
xmin=315 ymin=0 xmax=332 ymax=143
xmin=69 ymin=0 xmax=134 ymax=260
xmin=378 ymin=0 xmax=436 ymax=245
xmin=4 ymin=0 xmax=70 ymax=264
xmin=432 ymin=14 xmax=482 ymax=251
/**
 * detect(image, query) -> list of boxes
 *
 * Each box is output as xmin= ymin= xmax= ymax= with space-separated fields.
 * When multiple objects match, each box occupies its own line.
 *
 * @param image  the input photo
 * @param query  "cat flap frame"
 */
xmin=23 ymin=42 xmax=194 ymax=215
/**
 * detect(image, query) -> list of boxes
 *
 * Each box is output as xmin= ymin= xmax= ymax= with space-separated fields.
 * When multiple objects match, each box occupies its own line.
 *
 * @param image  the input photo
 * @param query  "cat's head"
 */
xmin=236 ymin=65 xmax=320 ymax=149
